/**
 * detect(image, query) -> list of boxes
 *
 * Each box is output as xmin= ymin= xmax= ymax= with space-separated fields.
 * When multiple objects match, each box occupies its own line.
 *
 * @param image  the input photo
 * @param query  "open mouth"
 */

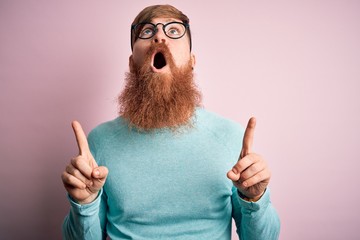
xmin=153 ymin=52 xmax=167 ymax=70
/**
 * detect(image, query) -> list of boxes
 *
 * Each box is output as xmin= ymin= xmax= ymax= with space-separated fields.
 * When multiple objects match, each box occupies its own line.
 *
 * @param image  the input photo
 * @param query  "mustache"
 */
xmin=134 ymin=42 xmax=176 ymax=74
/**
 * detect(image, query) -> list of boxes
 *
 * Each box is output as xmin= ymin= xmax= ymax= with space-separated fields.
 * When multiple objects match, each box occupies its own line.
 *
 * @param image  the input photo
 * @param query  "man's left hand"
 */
xmin=227 ymin=117 xmax=271 ymax=201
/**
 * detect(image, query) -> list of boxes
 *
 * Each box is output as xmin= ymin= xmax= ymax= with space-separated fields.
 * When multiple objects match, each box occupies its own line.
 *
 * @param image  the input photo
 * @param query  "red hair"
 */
xmin=130 ymin=4 xmax=192 ymax=51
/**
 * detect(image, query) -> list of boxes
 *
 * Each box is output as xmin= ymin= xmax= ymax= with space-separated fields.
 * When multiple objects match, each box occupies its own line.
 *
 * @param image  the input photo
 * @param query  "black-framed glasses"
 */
xmin=132 ymin=21 xmax=189 ymax=40
xmin=130 ymin=21 xmax=192 ymax=51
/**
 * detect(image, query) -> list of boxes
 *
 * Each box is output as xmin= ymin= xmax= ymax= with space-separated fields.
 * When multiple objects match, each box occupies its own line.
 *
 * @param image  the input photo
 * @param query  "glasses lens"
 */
xmin=136 ymin=23 xmax=155 ymax=39
xmin=164 ymin=23 xmax=186 ymax=39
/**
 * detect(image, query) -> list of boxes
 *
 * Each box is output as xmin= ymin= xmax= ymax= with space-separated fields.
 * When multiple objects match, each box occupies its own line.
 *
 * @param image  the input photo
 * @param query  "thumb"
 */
xmin=227 ymin=170 xmax=240 ymax=182
xmin=92 ymin=166 xmax=109 ymax=180
xmin=90 ymin=166 xmax=108 ymax=191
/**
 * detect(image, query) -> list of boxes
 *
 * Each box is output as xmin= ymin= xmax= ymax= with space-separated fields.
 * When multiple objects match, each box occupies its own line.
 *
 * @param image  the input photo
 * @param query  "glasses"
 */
xmin=132 ymin=21 xmax=189 ymax=40
xmin=130 ymin=21 xmax=192 ymax=51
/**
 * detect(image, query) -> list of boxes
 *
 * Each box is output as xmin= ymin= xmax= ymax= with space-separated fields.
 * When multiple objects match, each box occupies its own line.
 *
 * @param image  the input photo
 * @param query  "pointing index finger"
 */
xmin=241 ymin=117 xmax=256 ymax=158
xmin=72 ymin=120 xmax=90 ymax=156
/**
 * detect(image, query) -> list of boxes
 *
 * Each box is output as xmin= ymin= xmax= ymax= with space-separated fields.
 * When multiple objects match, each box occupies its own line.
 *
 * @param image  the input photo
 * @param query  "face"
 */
xmin=131 ymin=17 xmax=195 ymax=72
xmin=118 ymin=17 xmax=201 ymax=131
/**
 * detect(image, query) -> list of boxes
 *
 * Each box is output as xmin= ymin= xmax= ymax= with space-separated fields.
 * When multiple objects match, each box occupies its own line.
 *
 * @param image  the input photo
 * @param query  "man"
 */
xmin=62 ymin=4 xmax=280 ymax=240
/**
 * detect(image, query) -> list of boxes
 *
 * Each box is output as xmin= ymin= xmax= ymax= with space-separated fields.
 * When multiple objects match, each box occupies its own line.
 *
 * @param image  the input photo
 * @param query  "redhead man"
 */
xmin=62 ymin=4 xmax=280 ymax=240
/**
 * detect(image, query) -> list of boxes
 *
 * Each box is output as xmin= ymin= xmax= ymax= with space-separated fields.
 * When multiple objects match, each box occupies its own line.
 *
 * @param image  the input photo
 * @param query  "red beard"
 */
xmin=118 ymin=42 xmax=202 ymax=131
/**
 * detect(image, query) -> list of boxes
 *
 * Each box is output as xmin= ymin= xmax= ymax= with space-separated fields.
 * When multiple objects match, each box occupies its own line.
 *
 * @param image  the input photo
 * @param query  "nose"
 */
xmin=152 ymin=25 xmax=167 ymax=44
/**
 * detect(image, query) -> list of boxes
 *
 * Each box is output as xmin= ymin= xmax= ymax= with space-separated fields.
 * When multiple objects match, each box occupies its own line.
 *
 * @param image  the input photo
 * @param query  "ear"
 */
xmin=191 ymin=53 xmax=196 ymax=69
xmin=129 ymin=55 xmax=134 ymax=72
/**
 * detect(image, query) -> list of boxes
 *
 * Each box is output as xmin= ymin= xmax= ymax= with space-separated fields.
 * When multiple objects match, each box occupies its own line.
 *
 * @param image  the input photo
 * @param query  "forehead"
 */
xmin=150 ymin=17 xmax=182 ymax=24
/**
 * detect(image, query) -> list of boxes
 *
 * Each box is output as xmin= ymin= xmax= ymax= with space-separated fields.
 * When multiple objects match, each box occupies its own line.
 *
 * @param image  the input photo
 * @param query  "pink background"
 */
xmin=1 ymin=0 xmax=359 ymax=239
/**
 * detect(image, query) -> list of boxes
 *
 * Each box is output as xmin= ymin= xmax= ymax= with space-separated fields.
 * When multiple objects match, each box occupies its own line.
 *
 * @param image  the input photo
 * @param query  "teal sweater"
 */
xmin=62 ymin=108 xmax=280 ymax=239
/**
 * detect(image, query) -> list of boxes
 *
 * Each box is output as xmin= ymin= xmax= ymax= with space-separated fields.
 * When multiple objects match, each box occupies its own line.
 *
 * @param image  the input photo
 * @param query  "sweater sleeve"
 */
xmin=231 ymin=187 xmax=280 ymax=240
xmin=62 ymin=189 xmax=108 ymax=240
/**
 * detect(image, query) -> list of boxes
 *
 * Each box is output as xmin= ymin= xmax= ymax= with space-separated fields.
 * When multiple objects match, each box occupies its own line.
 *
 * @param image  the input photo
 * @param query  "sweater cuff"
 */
xmin=235 ymin=188 xmax=271 ymax=212
xmin=67 ymin=189 xmax=103 ymax=216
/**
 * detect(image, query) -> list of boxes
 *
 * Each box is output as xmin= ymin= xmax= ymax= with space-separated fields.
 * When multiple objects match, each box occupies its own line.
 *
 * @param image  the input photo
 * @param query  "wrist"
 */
xmin=76 ymin=192 xmax=100 ymax=205
xmin=237 ymin=189 xmax=265 ymax=202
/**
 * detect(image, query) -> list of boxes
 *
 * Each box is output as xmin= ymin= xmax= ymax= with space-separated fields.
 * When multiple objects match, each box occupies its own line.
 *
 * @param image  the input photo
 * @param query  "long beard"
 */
xmin=118 ymin=42 xmax=202 ymax=131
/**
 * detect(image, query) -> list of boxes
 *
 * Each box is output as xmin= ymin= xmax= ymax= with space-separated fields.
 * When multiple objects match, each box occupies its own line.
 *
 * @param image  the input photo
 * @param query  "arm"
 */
xmin=227 ymin=118 xmax=280 ymax=239
xmin=62 ymin=189 xmax=108 ymax=240
xmin=232 ymin=187 xmax=280 ymax=240
xmin=61 ymin=121 xmax=109 ymax=239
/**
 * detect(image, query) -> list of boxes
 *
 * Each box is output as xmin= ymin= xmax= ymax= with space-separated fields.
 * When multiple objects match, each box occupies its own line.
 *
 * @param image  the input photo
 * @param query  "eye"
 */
xmin=167 ymin=27 xmax=180 ymax=36
xmin=139 ymin=27 xmax=154 ymax=38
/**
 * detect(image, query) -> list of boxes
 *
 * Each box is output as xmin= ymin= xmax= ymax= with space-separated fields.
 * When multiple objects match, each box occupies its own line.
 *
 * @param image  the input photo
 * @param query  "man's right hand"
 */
xmin=61 ymin=121 xmax=108 ymax=204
